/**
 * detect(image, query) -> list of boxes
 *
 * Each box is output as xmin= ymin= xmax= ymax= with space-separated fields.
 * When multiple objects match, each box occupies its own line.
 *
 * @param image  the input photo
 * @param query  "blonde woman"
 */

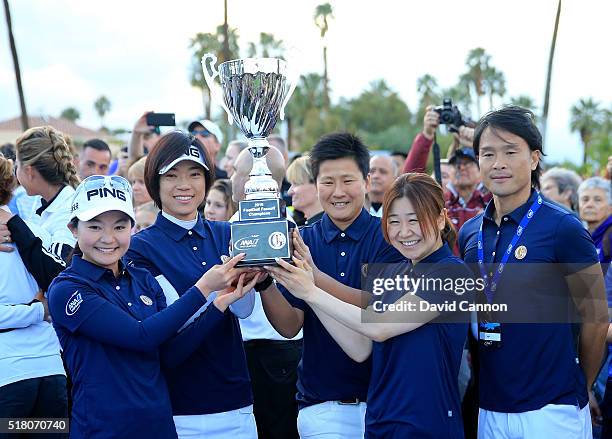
xmin=286 ymin=155 xmax=323 ymax=225
xmin=128 ymin=155 xmax=153 ymax=208
xmin=0 ymin=126 xmax=80 ymax=290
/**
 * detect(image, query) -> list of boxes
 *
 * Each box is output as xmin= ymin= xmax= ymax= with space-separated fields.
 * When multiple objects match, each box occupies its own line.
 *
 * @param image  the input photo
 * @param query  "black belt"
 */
xmin=244 ymin=339 xmax=302 ymax=347
xmin=337 ymin=398 xmax=361 ymax=405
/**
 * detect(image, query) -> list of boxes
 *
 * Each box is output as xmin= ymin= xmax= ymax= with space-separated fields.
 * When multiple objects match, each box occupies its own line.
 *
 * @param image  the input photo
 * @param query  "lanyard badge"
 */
xmin=476 ymin=193 xmax=543 ymax=348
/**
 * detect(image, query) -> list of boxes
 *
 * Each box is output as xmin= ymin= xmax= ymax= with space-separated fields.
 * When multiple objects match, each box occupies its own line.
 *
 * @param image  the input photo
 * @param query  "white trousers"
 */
xmin=297 ymin=401 xmax=367 ymax=438
xmin=478 ymin=403 xmax=592 ymax=439
xmin=174 ymin=404 xmax=257 ymax=439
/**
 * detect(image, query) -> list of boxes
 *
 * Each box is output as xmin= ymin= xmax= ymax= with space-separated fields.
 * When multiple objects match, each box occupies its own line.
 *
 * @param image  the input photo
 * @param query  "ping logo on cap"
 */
xmin=86 ymin=187 xmax=127 ymax=202
xmin=187 ymin=145 xmax=201 ymax=158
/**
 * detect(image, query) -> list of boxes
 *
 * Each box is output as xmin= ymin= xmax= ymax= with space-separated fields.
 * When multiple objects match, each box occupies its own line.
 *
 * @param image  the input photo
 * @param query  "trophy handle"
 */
xmin=279 ymin=52 xmax=300 ymax=121
xmin=201 ymin=53 xmax=234 ymax=125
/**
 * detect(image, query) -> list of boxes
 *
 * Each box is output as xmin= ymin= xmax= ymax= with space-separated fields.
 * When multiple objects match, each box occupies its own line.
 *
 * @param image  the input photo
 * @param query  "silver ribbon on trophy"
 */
xmin=202 ymin=54 xmax=298 ymax=266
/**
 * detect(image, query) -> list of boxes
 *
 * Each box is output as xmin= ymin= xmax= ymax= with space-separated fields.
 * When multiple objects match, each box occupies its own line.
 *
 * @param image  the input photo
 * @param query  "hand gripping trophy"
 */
xmin=202 ymin=54 xmax=297 ymax=266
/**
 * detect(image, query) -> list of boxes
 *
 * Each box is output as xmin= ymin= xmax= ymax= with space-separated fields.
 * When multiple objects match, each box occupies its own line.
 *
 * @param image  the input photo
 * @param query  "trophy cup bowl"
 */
xmin=202 ymin=54 xmax=297 ymax=266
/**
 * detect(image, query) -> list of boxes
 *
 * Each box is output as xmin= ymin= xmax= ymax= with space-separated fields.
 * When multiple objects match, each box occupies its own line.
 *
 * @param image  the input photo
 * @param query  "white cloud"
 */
xmin=0 ymin=0 xmax=610 ymax=163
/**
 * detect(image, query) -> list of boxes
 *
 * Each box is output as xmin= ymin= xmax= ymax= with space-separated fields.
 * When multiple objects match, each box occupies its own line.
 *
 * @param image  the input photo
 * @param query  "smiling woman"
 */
xmin=48 ymin=174 xmax=255 ymax=439
xmin=127 ymin=130 xmax=260 ymax=438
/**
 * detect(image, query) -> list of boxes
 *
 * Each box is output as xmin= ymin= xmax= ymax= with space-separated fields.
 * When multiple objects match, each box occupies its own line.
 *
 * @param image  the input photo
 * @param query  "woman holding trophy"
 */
xmin=126 ymin=131 xmax=259 ymax=438
xmin=266 ymin=173 xmax=471 ymax=438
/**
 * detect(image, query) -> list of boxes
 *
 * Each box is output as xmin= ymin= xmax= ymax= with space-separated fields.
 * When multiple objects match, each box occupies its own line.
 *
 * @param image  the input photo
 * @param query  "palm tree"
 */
xmin=60 ymin=107 xmax=80 ymax=122
xmin=3 ymin=0 xmax=28 ymax=130
xmin=483 ymin=66 xmax=506 ymax=111
xmin=314 ymin=3 xmax=333 ymax=110
xmin=247 ymin=32 xmax=284 ymax=58
xmin=570 ymin=98 xmax=602 ymax=166
xmin=189 ymin=26 xmax=239 ymax=119
xmin=541 ymin=0 xmax=562 ymax=148
xmin=286 ymin=73 xmax=325 ymax=147
xmin=416 ymin=74 xmax=439 ymax=110
xmin=509 ymin=95 xmax=537 ymax=112
xmin=464 ymin=47 xmax=491 ymax=116
xmin=94 ymin=96 xmax=111 ymax=129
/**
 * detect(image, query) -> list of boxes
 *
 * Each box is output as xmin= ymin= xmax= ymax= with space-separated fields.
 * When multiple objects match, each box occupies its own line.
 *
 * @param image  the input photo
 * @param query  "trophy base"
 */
xmin=230 ymin=218 xmax=294 ymax=267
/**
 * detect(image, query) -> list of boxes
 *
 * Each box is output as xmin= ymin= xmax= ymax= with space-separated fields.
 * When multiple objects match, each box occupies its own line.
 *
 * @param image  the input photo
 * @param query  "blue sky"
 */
xmin=1 ymin=0 xmax=610 ymax=165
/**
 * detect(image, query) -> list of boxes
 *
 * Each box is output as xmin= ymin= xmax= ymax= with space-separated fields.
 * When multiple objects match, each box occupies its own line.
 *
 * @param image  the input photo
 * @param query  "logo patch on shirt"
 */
xmin=514 ymin=245 xmax=527 ymax=260
xmin=66 ymin=290 xmax=83 ymax=316
xmin=140 ymin=295 xmax=153 ymax=306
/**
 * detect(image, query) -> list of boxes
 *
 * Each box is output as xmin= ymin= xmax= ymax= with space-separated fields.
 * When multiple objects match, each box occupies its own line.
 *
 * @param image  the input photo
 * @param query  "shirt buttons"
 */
xmin=340 ymin=272 xmax=345 ymax=277
xmin=340 ymin=233 xmax=346 ymax=238
xmin=188 ymin=231 xmax=193 ymax=236
xmin=192 ymin=246 xmax=198 ymax=251
xmin=115 ymin=286 xmax=120 ymax=290
xmin=496 ymin=230 xmax=500 ymax=235
xmin=201 ymin=261 xmax=207 ymax=266
xmin=503 ymin=217 xmax=508 ymax=222
xmin=492 ymin=251 xmax=496 ymax=256
xmin=340 ymin=252 xmax=346 ymax=257
xmin=127 ymin=302 xmax=132 ymax=307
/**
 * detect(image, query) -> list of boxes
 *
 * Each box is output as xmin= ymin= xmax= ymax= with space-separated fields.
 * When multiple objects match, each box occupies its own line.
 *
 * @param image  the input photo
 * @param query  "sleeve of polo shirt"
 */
xmin=7 ymin=215 xmax=66 ymax=291
xmin=46 ymin=209 xmax=76 ymax=255
xmin=125 ymin=240 xmax=162 ymax=277
xmin=160 ymin=305 xmax=226 ymax=369
xmin=49 ymin=279 xmax=210 ymax=352
xmin=554 ymin=214 xmax=600 ymax=274
xmin=0 ymin=302 xmax=44 ymax=329
xmin=229 ymin=288 xmax=256 ymax=318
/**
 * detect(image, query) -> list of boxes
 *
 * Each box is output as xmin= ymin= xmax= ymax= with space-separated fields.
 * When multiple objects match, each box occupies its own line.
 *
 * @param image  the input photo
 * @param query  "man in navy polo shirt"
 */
xmin=458 ymin=106 xmax=608 ymax=438
xmin=258 ymin=132 xmax=404 ymax=438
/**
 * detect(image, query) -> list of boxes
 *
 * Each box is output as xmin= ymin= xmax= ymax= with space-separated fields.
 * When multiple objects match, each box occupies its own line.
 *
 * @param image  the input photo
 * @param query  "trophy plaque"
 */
xmin=203 ymin=54 xmax=297 ymax=266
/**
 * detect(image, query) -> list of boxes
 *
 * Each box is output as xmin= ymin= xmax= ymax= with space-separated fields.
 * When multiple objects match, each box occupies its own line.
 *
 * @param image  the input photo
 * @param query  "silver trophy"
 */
xmin=202 ymin=54 xmax=297 ymax=266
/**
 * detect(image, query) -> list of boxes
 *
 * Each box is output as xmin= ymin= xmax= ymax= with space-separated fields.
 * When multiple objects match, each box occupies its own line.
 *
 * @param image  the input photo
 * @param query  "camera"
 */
xmin=433 ymin=99 xmax=468 ymax=133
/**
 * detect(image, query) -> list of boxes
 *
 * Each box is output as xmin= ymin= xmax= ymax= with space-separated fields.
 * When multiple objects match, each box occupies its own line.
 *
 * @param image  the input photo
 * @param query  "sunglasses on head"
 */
xmin=190 ymin=129 xmax=212 ymax=138
xmin=77 ymin=175 xmax=133 ymax=195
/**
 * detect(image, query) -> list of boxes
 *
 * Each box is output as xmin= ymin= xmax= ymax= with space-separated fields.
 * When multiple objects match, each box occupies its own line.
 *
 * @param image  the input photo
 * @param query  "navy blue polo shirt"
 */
xmin=458 ymin=190 xmax=599 ymax=413
xmin=366 ymin=243 xmax=469 ymax=438
xmin=126 ymin=213 xmax=252 ymax=415
xmin=48 ymin=256 xmax=224 ymax=439
xmin=282 ymin=208 xmax=405 ymax=408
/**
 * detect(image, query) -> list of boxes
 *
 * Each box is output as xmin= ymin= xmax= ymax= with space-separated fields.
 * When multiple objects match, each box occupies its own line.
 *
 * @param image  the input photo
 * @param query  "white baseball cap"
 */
xmin=70 ymin=175 xmax=135 ymax=223
xmin=188 ymin=119 xmax=224 ymax=144
xmin=158 ymin=143 xmax=210 ymax=175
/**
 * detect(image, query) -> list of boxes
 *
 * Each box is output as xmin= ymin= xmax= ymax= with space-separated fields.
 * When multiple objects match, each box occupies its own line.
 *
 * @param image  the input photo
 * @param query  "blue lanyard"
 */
xmin=477 ymin=193 xmax=543 ymax=303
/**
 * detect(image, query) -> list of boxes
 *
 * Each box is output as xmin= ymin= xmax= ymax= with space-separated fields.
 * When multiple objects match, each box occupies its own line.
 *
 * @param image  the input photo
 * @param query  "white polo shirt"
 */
xmin=0 ymin=206 xmax=65 ymax=388
xmin=28 ymin=185 xmax=76 ymax=260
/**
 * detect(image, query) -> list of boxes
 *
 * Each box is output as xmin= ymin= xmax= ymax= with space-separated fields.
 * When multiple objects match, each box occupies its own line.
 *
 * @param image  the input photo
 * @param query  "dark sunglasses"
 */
xmin=190 ymin=129 xmax=212 ymax=138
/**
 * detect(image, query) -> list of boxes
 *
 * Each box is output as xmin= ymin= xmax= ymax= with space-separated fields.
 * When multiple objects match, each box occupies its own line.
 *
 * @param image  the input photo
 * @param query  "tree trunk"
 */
xmin=201 ymin=87 xmax=209 ymax=120
xmin=222 ymin=0 xmax=230 ymax=63
xmin=541 ymin=0 xmax=562 ymax=150
xmin=323 ymin=45 xmax=329 ymax=110
xmin=3 ymin=0 xmax=28 ymax=130
xmin=582 ymin=132 xmax=590 ymax=166
xmin=287 ymin=116 xmax=293 ymax=151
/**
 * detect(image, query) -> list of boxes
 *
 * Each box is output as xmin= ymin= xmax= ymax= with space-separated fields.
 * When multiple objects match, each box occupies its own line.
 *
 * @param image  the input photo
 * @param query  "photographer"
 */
xmin=403 ymin=103 xmax=490 ymax=235
xmin=127 ymin=111 xmax=161 ymax=164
